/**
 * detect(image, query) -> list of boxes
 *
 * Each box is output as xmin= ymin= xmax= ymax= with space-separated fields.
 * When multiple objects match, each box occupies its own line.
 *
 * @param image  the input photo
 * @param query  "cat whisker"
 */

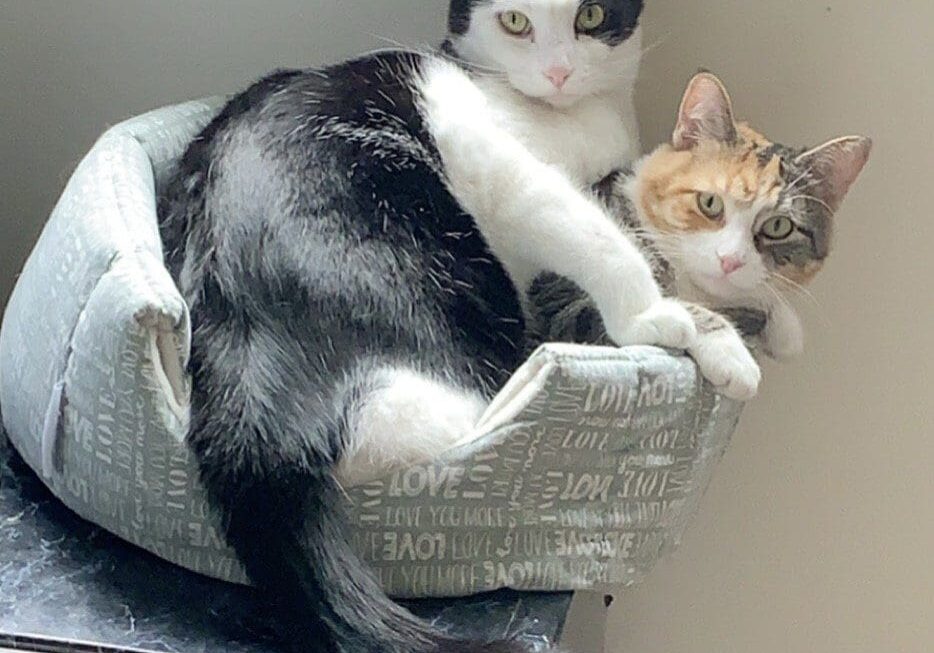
xmin=788 ymin=176 xmax=823 ymax=198
xmin=767 ymin=276 xmax=833 ymax=329
xmin=366 ymin=32 xmax=417 ymax=50
xmin=785 ymin=194 xmax=834 ymax=214
xmin=447 ymin=55 xmax=510 ymax=77
xmin=649 ymin=248 xmax=686 ymax=262
xmin=626 ymin=231 xmax=669 ymax=244
xmin=362 ymin=34 xmax=437 ymax=59
xmin=769 ymin=272 xmax=819 ymax=307
xmin=785 ymin=167 xmax=814 ymax=193
xmin=762 ymin=282 xmax=793 ymax=315
xmin=637 ymin=33 xmax=673 ymax=60
xmin=628 ymin=229 xmax=684 ymax=244
xmin=366 ymin=33 xmax=512 ymax=79
xmin=333 ymin=476 xmax=353 ymax=502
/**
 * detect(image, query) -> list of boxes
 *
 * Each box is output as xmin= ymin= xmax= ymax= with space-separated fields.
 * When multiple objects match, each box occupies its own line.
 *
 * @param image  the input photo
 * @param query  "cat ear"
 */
xmin=795 ymin=136 xmax=872 ymax=213
xmin=672 ymin=72 xmax=737 ymax=150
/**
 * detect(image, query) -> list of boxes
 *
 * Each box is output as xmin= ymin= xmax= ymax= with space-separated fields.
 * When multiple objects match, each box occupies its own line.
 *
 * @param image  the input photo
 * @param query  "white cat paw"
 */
xmin=611 ymin=299 xmax=698 ymax=350
xmin=691 ymin=329 xmax=762 ymax=401
xmin=762 ymin=308 xmax=805 ymax=361
xmin=762 ymin=326 xmax=805 ymax=361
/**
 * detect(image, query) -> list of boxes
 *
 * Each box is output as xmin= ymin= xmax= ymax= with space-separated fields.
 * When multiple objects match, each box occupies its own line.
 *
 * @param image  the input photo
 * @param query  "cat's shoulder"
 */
xmin=217 ymin=50 xmax=441 ymax=124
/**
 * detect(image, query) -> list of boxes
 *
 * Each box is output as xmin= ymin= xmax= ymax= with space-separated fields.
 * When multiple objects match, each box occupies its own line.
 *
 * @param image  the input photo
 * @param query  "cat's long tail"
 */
xmin=188 ymin=338 xmax=534 ymax=653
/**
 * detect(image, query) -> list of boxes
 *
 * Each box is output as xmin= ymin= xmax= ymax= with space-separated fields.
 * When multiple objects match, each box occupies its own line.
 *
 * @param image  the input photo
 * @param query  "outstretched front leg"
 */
xmin=418 ymin=59 xmax=696 ymax=352
xmin=525 ymin=274 xmax=761 ymax=400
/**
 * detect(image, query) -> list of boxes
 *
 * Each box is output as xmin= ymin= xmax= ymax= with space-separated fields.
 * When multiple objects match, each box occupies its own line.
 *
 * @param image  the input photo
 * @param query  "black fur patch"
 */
xmin=159 ymin=50 xmax=532 ymax=653
xmin=448 ymin=0 xmax=490 ymax=35
xmin=756 ymin=142 xmax=834 ymax=265
xmin=580 ymin=0 xmax=645 ymax=45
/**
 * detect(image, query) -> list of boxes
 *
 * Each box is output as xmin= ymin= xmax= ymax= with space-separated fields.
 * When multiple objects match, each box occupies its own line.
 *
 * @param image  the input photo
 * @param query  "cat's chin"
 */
xmin=513 ymin=86 xmax=583 ymax=109
xmin=506 ymin=78 xmax=586 ymax=108
xmin=688 ymin=273 xmax=758 ymax=303
xmin=541 ymin=92 xmax=583 ymax=109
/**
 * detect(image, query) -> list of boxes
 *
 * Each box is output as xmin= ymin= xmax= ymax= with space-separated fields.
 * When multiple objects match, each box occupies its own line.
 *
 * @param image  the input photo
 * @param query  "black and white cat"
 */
xmin=159 ymin=2 xmax=756 ymax=651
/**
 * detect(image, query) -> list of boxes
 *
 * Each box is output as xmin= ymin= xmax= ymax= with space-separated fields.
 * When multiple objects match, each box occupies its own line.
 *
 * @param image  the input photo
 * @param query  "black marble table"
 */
xmin=0 ymin=430 xmax=570 ymax=652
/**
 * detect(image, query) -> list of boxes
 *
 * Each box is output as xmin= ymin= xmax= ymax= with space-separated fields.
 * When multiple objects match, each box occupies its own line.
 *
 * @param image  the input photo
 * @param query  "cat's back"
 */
xmin=159 ymin=49 xmax=525 ymax=377
xmin=159 ymin=49 xmax=451 ymax=284
xmin=165 ymin=49 xmax=437 ymax=202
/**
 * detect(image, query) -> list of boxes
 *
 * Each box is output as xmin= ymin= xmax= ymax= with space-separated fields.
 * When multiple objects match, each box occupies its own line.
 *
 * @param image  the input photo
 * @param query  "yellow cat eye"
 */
xmin=696 ymin=192 xmax=725 ymax=220
xmin=760 ymin=216 xmax=796 ymax=240
xmin=576 ymin=4 xmax=607 ymax=31
xmin=499 ymin=11 xmax=532 ymax=36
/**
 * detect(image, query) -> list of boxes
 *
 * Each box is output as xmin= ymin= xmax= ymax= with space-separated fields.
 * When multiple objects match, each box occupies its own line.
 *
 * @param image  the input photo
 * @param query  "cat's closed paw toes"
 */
xmin=691 ymin=330 xmax=761 ymax=401
xmin=613 ymin=299 xmax=697 ymax=349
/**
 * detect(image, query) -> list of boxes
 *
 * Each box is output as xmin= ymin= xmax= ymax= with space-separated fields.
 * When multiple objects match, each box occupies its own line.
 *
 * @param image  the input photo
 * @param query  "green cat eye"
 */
xmin=576 ymin=4 xmax=606 ymax=31
xmin=696 ymin=192 xmax=725 ymax=220
xmin=760 ymin=215 xmax=796 ymax=240
xmin=499 ymin=11 xmax=532 ymax=36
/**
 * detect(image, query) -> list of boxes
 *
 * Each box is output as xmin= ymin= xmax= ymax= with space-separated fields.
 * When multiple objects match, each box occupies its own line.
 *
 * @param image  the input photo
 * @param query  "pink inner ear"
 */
xmin=797 ymin=137 xmax=872 ymax=212
xmin=673 ymin=73 xmax=737 ymax=150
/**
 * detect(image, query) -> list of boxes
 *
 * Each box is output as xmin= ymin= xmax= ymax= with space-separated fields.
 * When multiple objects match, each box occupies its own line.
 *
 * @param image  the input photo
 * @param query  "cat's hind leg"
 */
xmin=336 ymin=365 xmax=489 ymax=487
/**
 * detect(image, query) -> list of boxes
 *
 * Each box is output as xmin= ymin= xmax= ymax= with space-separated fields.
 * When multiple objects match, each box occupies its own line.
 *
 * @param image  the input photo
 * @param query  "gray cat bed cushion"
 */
xmin=0 ymin=98 xmax=743 ymax=599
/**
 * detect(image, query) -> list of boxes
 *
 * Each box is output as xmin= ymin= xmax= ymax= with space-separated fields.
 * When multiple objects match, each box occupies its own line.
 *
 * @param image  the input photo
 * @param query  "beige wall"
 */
xmin=2 ymin=2 xmax=931 ymax=652
xmin=618 ymin=2 xmax=934 ymax=652
xmin=0 ymin=0 xmax=448 ymax=306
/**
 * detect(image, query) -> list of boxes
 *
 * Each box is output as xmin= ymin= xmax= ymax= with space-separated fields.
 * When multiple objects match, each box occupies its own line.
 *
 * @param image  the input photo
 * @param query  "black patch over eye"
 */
xmin=578 ymin=0 xmax=645 ymax=45
xmin=448 ymin=0 xmax=481 ymax=35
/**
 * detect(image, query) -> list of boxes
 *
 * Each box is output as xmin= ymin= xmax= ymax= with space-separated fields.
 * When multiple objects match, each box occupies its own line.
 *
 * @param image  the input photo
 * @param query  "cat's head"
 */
xmin=447 ymin=0 xmax=644 ymax=106
xmin=630 ymin=72 xmax=872 ymax=302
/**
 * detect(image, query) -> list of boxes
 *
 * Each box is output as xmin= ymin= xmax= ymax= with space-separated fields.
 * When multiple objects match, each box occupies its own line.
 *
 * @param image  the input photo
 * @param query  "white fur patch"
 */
xmin=417 ymin=58 xmax=687 ymax=350
xmin=336 ymin=21 xmax=660 ymax=486
xmin=337 ymin=368 xmax=488 ymax=487
xmin=690 ymin=328 xmax=762 ymax=401
xmin=452 ymin=2 xmax=644 ymax=111
xmin=613 ymin=298 xmax=697 ymax=349
xmin=763 ymin=300 xmax=805 ymax=361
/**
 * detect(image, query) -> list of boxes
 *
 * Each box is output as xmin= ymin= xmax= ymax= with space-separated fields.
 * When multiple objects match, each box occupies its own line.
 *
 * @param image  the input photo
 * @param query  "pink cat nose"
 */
xmin=720 ymin=255 xmax=746 ymax=275
xmin=544 ymin=66 xmax=573 ymax=89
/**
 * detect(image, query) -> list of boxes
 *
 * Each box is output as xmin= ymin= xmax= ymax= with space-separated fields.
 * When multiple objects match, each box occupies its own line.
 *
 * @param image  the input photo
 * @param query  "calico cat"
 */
xmin=158 ymin=2 xmax=757 ymax=652
xmin=531 ymin=72 xmax=872 ymax=361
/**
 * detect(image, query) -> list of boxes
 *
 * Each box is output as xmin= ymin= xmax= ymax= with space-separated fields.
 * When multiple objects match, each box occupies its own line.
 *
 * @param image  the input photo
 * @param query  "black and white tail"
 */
xmin=186 ymin=335 xmax=538 ymax=653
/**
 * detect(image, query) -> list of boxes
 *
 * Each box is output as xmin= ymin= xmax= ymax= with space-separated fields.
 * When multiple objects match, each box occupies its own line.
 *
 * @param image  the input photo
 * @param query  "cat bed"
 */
xmin=0 ymin=98 xmax=744 ymax=600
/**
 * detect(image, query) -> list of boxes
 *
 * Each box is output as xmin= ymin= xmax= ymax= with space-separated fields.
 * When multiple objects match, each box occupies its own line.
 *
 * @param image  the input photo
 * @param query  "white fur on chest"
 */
xmin=475 ymin=76 xmax=638 ymax=185
xmin=418 ymin=57 xmax=665 ymax=342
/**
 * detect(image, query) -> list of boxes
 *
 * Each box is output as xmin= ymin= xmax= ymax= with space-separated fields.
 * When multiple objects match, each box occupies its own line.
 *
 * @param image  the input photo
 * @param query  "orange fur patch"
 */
xmin=776 ymin=260 xmax=824 ymax=287
xmin=636 ymin=124 xmax=784 ymax=234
